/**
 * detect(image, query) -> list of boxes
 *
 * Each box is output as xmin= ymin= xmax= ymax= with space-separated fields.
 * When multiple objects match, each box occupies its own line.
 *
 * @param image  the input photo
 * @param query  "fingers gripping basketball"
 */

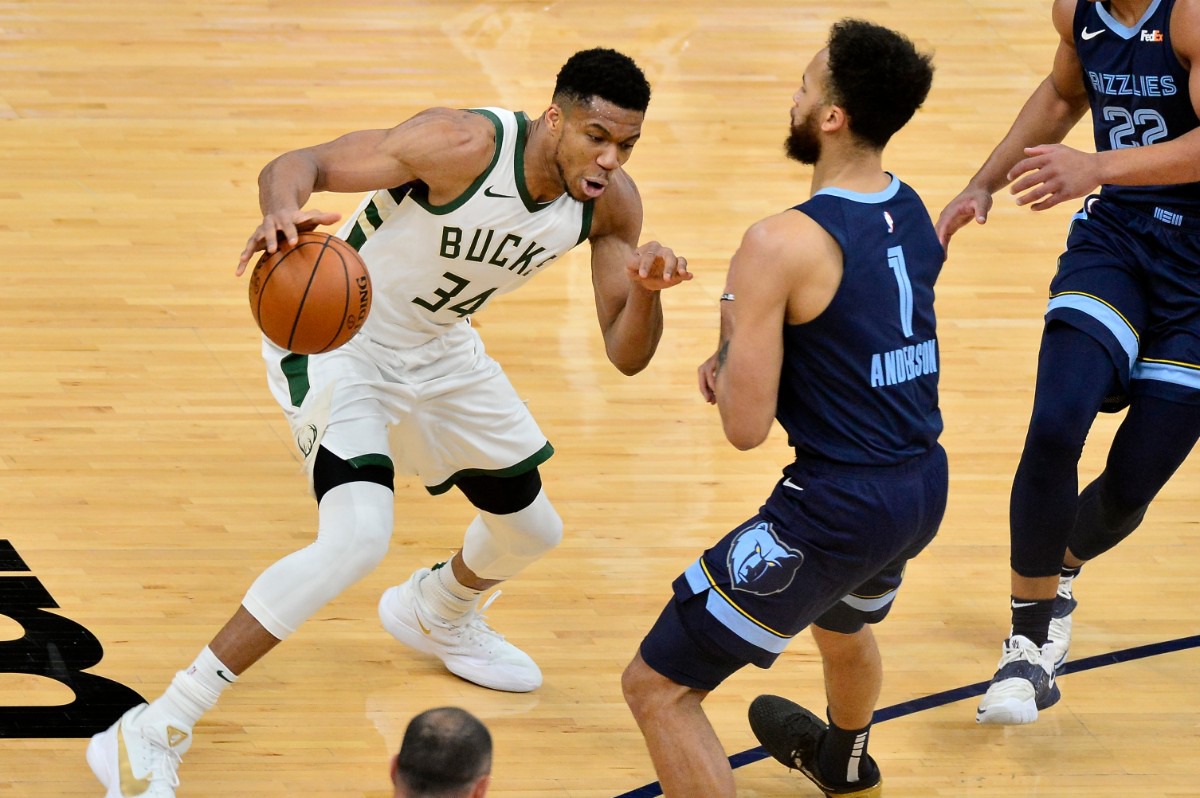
xmin=249 ymin=232 xmax=372 ymax=354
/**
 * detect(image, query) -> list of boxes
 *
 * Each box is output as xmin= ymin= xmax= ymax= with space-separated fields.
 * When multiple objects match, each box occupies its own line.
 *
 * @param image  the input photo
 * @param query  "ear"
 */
xmin=389 ymin=754 xmax=399 ymax=784
xmin=544 ymin=103 xmax=564 ymax=134
xmin=471 ymin=774 xmax=491 ymax=797
xmin=819 ymin=103 xmax=848 ymax=134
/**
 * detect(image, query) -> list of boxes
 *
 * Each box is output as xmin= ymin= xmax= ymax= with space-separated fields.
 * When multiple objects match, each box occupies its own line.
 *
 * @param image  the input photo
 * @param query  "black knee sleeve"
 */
xmin=312 ymin=445 xmax=394 ymax=504
xmin=456 ymin=468 xmax=542 ymax=514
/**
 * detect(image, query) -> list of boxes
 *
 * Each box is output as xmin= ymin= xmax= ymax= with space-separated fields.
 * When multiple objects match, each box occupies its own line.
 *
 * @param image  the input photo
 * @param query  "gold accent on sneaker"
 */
xmin=166 ymin=726 xmax=189 ymax=748
xmin=823 ymin=778 xmax=882 ymax=798
xmin=117 ymin=724 xmax=152 ymax=796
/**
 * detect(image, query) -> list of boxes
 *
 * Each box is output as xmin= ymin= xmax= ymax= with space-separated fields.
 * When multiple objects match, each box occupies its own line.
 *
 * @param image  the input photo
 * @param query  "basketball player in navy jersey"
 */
xmin=938 ymin=0 xmax=1200 ymax=725
xmin=86 ymin=49 xmax=691 ymax=797
xmin=621 ymin=20 xmax=939 ymax=798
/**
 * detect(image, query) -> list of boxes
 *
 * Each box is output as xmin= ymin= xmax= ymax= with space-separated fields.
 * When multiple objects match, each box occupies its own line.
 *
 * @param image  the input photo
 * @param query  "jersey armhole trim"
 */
xmin=408 ymin=108 xmax=506 ymax=215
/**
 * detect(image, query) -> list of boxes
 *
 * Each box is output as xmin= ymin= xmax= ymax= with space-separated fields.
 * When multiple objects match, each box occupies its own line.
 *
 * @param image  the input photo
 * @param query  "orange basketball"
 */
xmin=248 ymin=231 xmax=372 ymax=354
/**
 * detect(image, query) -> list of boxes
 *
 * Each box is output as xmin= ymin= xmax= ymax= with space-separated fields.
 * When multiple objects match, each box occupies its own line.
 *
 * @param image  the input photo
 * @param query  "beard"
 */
xmin=785 ymin=109 xmax=822 ymax=165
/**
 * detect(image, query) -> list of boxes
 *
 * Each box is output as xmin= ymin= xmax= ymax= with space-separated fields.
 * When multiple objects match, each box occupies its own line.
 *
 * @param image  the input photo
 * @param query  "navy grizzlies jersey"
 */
xmin=777 ymin=176 xmax=943 ymax=466
xmin=1075 ymin=0 xmax=1200 ymax=210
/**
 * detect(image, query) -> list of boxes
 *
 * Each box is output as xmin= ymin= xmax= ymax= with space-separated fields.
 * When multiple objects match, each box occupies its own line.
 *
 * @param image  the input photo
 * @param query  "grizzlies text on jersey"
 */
xmin=1075 ymin=0 xmax=1200 ymax=210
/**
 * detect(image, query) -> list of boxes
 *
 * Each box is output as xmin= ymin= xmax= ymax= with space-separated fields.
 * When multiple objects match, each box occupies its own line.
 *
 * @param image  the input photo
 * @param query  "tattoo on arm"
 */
xmin=715 ymin=339 xmax=730 ymax=376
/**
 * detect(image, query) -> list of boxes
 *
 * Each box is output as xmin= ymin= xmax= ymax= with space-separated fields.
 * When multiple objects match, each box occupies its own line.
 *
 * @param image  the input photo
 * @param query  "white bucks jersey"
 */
xmin=336 ymin=107 xmax=595 ymax=349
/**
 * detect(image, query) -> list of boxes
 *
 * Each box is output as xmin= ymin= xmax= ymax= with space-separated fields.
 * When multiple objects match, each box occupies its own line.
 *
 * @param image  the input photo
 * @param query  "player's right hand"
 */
xmin=934 ymin=187 xmax=993 ymax=254
xmin=236 ymin=209 xmax=343 ymax=275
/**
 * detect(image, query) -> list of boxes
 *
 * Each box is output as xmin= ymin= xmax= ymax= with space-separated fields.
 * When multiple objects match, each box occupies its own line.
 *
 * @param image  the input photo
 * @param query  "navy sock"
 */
xmin=1010 ymin=596 xmax=1056 ymax=646
xmin=818 ymin=717 xmax=875 ymax=786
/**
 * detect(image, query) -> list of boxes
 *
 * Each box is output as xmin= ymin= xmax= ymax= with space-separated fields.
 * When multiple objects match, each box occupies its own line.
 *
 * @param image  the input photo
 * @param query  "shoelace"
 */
xmin=998 ymin=639 xmax=1043 ymax=668
xmin=446 ymin=591 xmax=506 ymax=647
xmin=779 ymin=713 xmax=823 ymax=773
xmin=157 ymin=747 xmax=183 ymax=788
xmin=143 ymin=733 xmax=185 ymax=788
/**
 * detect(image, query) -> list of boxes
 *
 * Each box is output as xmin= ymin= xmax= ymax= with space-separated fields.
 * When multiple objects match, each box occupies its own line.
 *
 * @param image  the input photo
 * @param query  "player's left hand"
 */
xmin=1008 ymin=144 xmax=1101 ymax=211
xmin=697 ymin=352 xmax=720 ymax=404
xmin=627 ymin=241 xmax=693 ymax=290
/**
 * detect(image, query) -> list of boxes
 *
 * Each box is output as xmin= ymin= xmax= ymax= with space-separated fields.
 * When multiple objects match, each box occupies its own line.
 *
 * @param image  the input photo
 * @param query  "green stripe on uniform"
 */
xmin=346 ymin=223 xmax=366 ymax=250
xmin=280 ymin=353 xmax=310 ymax=407
xmin=424 ymin=441 xmax=555 ymax=495
xmin=363 ymin=199 xmax=383 ymax=230
xmin=347 ymin=453 xmax=395 ymax=472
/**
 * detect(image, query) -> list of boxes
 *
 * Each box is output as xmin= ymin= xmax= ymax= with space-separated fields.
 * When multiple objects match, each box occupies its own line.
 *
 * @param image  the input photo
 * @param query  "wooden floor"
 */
xmin=3 ymin=1 xmax=1199 ymax=795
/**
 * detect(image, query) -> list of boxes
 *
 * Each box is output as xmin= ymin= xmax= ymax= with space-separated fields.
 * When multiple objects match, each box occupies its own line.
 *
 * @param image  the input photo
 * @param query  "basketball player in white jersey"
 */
xmin=87 ymin=48 xmax=690 ymax=797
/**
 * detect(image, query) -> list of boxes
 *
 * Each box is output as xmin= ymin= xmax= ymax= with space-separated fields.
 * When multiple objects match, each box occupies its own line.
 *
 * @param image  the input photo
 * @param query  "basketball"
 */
xmin=248 ymin=231 xmax=372 ymax=354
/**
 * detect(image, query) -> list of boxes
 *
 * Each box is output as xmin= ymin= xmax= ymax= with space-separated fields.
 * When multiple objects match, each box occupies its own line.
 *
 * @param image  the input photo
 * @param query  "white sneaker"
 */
xmin=976 ymin=635 xmax=1061 ymax=725
xmin=1047 ymin=577 xmax=1077 ymax=671
xmin=86 ymin=703 xmax=192 ymax=798
xmin=379 ymin=568 xmax=542 ymax=693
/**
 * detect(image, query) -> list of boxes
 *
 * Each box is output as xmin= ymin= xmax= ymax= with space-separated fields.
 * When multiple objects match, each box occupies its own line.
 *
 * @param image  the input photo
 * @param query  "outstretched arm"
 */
xmin=588 ymin=173 xmax=691 ymax=375
xmin=236 ymin=108 xmax=495 ymax=274
xmin=936 ymin=0 xmax=1089 ymax=247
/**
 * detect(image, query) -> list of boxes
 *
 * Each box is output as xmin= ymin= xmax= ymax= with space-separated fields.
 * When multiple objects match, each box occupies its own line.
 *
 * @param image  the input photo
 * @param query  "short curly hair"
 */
xmin=825 ymin=19 xmax=934 ymax=148
xmin=553 ymin=48 xmax=651 ymax=113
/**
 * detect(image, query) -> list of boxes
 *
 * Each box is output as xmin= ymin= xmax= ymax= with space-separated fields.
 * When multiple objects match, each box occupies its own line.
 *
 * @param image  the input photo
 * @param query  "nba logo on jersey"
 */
xmin=1141 ymin=29 xmax=1164 ymax=42
xmin=726 ymin=521 xmax=804 ymax=596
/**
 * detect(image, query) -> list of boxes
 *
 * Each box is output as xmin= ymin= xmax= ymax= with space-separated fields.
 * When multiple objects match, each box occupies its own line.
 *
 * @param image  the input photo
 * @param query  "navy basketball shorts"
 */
xmin=1046 ymin=195 xmax=1200 ymax=406
xmin=639 ymin=445 xmax=948 ymax=691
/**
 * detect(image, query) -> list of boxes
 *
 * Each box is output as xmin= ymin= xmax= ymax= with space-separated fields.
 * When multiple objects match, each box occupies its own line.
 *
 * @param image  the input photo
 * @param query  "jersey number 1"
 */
xmin=887 ymin=245 xmax=915 ymax=338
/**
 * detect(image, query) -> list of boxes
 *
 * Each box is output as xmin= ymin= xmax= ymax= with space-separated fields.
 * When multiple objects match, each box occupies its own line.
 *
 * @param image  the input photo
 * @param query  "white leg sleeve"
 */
xmin=243 ymin=481 xmax=393 ymax=639
xmin=461 ymin=489 xmax=563 ymax=581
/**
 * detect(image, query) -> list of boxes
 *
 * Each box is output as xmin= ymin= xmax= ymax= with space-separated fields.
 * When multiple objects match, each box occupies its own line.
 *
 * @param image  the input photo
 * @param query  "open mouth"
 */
xmin=582 ymin=178 xmax=607 ymax=198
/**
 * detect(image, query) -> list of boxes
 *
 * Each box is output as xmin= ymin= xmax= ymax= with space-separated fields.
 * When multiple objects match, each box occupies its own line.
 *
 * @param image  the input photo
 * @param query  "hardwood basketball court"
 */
xmin=2 ymin=1 xmax=1197 ymax=795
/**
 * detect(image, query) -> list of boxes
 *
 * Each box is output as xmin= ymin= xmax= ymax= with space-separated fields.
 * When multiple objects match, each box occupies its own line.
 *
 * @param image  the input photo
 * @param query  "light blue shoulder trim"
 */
xmin=812 ymin=174 xmax=900 ymax=204
xmin=1097 ymin=0 xmax=1162 ymax=39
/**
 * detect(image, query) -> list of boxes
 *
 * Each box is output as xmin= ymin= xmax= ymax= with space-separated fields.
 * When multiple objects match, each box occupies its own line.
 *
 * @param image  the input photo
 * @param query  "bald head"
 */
xmin=393 ymin=708 xmax=492 ymax=798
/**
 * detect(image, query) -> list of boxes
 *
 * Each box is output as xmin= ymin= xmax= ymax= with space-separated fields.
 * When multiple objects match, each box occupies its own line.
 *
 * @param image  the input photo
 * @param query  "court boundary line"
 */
xmin=613 ymin=633 xmax=1200 ymax=798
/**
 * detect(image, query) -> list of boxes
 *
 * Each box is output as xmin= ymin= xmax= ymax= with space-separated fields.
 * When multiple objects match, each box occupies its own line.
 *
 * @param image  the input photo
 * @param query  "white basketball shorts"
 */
xmin=262 ymin=322 xmax=553 ymax=494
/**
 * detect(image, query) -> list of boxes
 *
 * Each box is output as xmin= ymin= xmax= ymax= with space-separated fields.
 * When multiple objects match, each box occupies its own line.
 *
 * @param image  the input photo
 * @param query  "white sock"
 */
xmin=418 ymin=562 xmax=481 ymax=622
xmin=148 ymin=647 xmax=234 ymax=729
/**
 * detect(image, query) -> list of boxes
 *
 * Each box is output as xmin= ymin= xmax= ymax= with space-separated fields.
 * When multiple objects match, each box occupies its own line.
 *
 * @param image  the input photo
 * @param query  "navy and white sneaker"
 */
xmin=976 ymin=634 xmax=1061 ymax=725
xmin=1047 ymin=583 xmax=1077 ymax=672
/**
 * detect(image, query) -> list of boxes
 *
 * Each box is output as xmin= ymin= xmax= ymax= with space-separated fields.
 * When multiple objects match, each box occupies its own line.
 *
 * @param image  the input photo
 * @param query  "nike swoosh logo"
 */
xmin=415 ymin=609 xmax=432 ymax=635
xmin=1011 ymin=601 xmax=1038 ymax=609
xmin=483 ymin=186 xmax=515 ymax=199
xmin=782 ymin=477 xmax=805 ymax=492
xmin=118 ymin=725 xmax=152 ymax=796
xmin=1081 ymin=27 xmax=1105 ymax=40
xmin=216 ymin=669 xmax=235 ymax=684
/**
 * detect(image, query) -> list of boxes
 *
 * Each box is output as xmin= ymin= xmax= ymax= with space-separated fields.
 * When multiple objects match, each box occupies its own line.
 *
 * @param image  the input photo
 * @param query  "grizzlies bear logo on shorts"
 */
xmin=727 ymin=521 xmax=804 ymax=596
